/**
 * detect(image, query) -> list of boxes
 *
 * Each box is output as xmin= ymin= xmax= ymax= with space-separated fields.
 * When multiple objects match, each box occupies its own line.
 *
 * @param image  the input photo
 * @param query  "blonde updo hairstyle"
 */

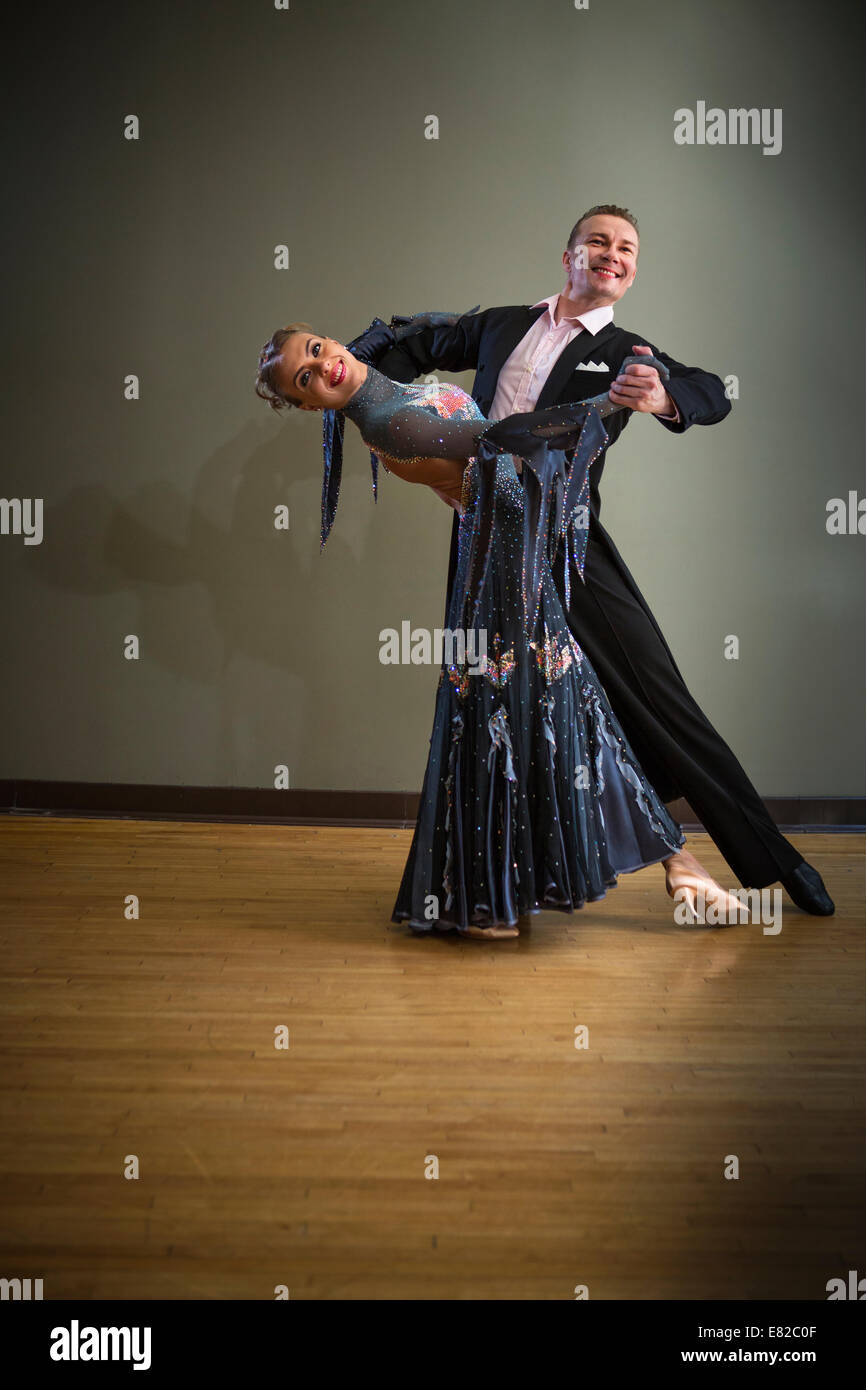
xmin=255 ymin=322 xmax=316 ymax=412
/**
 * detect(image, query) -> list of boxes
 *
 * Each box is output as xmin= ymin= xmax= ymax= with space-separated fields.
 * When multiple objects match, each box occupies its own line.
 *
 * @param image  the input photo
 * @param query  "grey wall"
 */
xmin=3 ymin=0 xmax=863 ymax=795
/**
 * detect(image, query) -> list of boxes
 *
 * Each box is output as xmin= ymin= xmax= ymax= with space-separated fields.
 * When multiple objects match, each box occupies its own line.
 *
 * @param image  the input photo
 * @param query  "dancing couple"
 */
xmin=254 ymin=204 xmax=834 ymax=938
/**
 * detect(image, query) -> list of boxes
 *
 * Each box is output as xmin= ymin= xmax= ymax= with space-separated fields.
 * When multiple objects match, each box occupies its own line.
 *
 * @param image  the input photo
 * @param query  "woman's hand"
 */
xmin=608 ymin=344 xmax=675 ymax=414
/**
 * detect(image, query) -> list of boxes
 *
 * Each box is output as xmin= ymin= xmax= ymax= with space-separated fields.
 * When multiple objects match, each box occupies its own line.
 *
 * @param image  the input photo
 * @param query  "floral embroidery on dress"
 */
xmin=529 ymin=624 xmax=582 ymax=684
xmin=483 ymin=632 xmax=515 ymax=690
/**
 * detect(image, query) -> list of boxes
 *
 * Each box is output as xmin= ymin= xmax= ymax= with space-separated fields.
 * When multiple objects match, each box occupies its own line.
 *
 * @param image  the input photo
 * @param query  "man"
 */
xmin=376 ymin=204 xmax=834 ymax=917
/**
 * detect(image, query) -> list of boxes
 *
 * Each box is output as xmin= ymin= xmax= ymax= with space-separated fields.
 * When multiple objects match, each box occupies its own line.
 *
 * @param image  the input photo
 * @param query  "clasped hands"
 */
xmin=608 ymin=343 xmax=676 ymax=415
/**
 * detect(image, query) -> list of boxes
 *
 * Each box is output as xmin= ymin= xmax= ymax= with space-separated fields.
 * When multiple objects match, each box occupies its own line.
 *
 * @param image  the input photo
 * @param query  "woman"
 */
xmin=254 ymin=315 xmax=731 ymax=939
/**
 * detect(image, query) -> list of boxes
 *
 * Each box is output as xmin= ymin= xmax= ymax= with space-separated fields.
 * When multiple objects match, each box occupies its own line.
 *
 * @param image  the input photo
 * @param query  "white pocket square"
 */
xmin=578 ymin=360 xmax=610 ymax=372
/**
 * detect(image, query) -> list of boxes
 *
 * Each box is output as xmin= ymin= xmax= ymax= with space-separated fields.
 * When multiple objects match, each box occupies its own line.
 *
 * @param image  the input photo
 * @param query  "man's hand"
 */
xmin=608 ymin=344 xmax=676 ymax=415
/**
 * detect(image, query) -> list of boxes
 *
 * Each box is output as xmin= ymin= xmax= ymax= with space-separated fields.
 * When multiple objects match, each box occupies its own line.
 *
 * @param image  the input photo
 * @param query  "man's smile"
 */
xmin=592 ymin=264 xmax=621 ymax=281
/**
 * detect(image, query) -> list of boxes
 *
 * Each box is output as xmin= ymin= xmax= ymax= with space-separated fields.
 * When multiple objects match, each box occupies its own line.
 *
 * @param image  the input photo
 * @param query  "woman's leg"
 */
xmin=662 ymin=846 xmax=748 ymax=924
xmin=460 ymin=923 xmax=520 ymax=939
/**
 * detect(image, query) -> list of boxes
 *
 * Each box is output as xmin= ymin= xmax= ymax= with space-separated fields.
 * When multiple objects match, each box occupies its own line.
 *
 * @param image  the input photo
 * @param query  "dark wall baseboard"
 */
xmin=0 ymin=781 xmax=863 ymax=832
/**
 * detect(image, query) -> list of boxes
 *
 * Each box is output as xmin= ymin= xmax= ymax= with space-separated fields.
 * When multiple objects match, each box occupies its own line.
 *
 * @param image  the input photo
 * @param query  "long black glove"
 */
xmin=345 ymin=308 xmax=481 ymax=366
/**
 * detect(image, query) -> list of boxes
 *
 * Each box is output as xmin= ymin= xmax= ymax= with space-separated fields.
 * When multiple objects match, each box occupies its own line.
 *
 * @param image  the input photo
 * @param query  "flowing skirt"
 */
xmin=391 ymin=451 xmax=684 ymax=933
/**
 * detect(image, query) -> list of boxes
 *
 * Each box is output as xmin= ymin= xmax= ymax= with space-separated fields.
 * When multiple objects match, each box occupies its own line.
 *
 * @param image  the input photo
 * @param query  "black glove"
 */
xmin=389 ymin=307 xmax=480 ymax=341
xmin=345 ymin=317 xmax=399 ymax=365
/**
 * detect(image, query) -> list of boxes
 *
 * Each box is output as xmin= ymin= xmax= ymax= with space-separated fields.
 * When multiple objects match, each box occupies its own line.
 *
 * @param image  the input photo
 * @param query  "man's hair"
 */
xmin=567 ymin=204 xmax=639 ymax=251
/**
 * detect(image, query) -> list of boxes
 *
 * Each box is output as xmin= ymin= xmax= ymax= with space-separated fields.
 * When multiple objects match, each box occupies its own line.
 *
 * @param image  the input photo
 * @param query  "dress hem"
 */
xmin=393 ymin=841 xmax=679 ymax=932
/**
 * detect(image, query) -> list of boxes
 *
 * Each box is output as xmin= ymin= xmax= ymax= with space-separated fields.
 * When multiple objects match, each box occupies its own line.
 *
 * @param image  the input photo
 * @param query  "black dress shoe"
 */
xmin=781 ymin=863 xmax=835 ymax=915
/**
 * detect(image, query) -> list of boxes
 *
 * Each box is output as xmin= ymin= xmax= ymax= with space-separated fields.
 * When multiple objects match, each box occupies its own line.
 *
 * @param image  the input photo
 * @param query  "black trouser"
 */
xmin=445 ymin=514 xmax=804 ymax=889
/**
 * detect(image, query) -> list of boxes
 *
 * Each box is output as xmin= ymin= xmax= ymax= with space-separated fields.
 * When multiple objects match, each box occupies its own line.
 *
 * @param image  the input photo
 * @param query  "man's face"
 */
xmin=563 ymin=214 xmax=638 ymax=303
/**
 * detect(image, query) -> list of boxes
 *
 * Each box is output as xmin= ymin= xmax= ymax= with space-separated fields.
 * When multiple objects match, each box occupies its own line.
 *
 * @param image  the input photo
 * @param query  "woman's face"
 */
xmin=276 ymin=333 xmax=365 ymax=410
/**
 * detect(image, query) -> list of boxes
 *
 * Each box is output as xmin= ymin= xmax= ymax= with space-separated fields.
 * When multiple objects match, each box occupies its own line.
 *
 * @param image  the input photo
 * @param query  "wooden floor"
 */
xmin=0 ymin=817 xmax=863 ymax=1301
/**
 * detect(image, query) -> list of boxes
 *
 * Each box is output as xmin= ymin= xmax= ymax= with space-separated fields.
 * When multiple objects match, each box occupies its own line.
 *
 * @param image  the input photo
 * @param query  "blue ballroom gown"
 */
xmin=339 ymin=363 xmax=685 ymax=933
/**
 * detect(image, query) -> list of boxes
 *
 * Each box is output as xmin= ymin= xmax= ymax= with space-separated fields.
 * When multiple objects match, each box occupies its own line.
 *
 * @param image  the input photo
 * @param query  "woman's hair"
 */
xmin=254 ymin=321 xmax=315 ymax=412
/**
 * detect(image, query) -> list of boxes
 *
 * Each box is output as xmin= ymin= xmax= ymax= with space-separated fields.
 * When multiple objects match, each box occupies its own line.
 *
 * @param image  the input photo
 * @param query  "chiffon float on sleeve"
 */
xmin=340 ymin=366 xmax=684 ymax=933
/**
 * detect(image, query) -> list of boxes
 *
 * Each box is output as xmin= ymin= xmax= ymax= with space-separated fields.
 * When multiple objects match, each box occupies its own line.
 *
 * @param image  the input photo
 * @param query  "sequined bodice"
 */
xmin=340 ymin=365 xmax=490 ymax=502
xmin=342 ymin=363 xmax=484 ymax=434
xmin=343 ymin=363 xmax=482 ymax=451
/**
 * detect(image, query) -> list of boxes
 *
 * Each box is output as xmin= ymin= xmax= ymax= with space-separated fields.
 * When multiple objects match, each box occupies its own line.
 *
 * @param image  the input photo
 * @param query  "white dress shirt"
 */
xmin=488 ymin=293 xmax=679 ymax=423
